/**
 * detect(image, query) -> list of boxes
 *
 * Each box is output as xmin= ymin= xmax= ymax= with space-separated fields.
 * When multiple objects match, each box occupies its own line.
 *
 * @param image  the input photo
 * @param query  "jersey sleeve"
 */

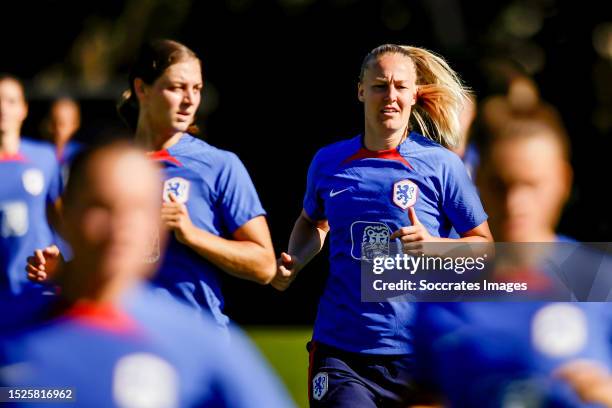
xmin=217 ymin=152 xmax=266 ymax=234
xmin=441 ymin=153 xmax=488 ymax=234
xmin=303 ymin=149 xmax=326 ymax=221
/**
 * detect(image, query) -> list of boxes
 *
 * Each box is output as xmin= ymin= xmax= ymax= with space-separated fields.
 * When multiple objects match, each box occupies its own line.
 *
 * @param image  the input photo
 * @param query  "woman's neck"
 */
xmin=363 ymin=125 xmax=407 ymax=151
xmin=134 ymin=119 xmax=183 ymax=152
xmin=58 ymin=263 xmax=136 ymax=305
xmin=0 ymin=131 xmax=21 ymax=155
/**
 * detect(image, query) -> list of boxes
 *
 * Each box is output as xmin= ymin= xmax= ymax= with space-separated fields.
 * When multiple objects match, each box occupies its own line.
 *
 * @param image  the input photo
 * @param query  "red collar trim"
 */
xmin=0 ymin=152 xmax=27 ymax=162
xmin=342 ymin=147 xmax=413 ymax=170
xmin=147 ymin=149 xmax=182 ymax=166
xmin=63 ymin=301 xmax=140 ymax=335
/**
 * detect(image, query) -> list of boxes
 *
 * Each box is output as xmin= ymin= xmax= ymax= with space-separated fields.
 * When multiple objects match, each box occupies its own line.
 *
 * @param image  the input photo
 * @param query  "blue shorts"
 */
xmin=307 ymin=341 xmax=417 ymax=407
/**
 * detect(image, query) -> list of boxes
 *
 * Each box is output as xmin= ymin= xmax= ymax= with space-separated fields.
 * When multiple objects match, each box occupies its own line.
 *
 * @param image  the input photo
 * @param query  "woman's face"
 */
xmin=477 ymin=133 xmax=571 ymax=242
xmin=64 ymin=150 xmax=162 ymax=281
xmin=358 ymin=53 xmax=418 ymax=136
xmin=0 ymin=79 xmax=27 ymax=136
xmin=138 ymin=58 xmax=203 ymax=135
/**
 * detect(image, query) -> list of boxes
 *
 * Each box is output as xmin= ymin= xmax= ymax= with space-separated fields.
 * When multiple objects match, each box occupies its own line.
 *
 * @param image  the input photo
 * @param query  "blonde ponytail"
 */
xmin=400 ymin=46 xmax=470 ymax=148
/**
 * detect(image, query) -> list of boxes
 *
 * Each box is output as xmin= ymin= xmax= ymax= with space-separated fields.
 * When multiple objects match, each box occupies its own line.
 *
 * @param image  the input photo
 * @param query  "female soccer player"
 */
xmin=271 ymin=44 xmax=492 ymax=407
xmin=413 ymin=94 xmax=612 ymax=407
xmin=2 ymin=142 xmax=293 ymax=408
xmin=0 ymin=74 xmax=61 ymax=295
xmin=27 ymin=40 xmax=276 ymax=328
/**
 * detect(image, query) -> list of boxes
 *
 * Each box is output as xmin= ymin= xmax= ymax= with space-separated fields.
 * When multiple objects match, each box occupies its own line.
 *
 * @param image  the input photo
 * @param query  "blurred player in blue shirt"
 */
xmin=414 ymin=93 xmax=612 ymax=407
xmin=0 ymin=142 xmax=293 ymax=408
xmin=0 ymin=74 xmax=61 ymax=295
xmin=271 ymin=44 xmax=492 ymax=407
xmin=41 ymin=96 xmax=83 ymax=182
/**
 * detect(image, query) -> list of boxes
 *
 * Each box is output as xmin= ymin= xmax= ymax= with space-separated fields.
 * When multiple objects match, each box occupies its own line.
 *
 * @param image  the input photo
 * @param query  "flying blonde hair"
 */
xmin=359 ymin=44 xmax=471 ymax=148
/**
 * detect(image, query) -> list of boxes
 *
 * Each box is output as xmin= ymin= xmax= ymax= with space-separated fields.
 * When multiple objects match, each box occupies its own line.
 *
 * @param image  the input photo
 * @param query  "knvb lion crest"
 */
xmin=393 ymin=179 xmax=418 ymax=210
xmin=312 ymin=372 xmax=328 ymax=401
xmin=22 ymin=168 xmax=44 ymax=196
xmin=163 ymin=177 xmax=190 ymax=204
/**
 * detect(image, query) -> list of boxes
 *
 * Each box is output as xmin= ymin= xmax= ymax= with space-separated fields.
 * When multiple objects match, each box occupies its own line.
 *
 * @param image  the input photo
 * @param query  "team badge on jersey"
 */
xmin=22 ymin=169 xmax=44 ymax=196
xmin=113 ymin=353 xmax=179 ymax=408
xmin=351 ymin=221 xmax=392 ymax=261
xmin=0 ymin=201 xmax=29 ymax=237
xmin=531 ymin=303 xmax=587 ymax=358
xmin=312 ymin=372 xmax=328 ymax=401
xmin=163 ymin=177 xmax=190 ymax=203
xmin=393 ymin=179 xmax=418 ymax=210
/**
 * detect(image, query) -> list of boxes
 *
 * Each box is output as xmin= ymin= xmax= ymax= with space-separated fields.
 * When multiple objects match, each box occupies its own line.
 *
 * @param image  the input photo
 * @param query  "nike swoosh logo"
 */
xmin=329 ymin=188 xmax=350 ymax=197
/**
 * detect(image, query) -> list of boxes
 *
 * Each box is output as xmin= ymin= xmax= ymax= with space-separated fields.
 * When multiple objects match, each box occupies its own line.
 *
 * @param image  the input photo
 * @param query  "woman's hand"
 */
xmin=391 ymin=207 xmax=439 ymax=255
xmin=26 ymin=245 xmax=62 ymax=282
xmin=161 ymin=193 xmax=196 ymax=244
xmin=271 ymin=252 xmax=300 ymax=291
xmin=555 ymin=359 xmax=612 ymax=407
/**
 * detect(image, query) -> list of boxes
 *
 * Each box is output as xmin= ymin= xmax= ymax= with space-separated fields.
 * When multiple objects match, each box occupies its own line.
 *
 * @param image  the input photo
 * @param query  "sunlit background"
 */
xmin=2 ymin=1 xmax=611 ymax=405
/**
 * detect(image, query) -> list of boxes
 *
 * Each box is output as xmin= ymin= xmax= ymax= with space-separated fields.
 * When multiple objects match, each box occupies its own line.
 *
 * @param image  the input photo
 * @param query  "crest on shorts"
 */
xmin=393 ymin=179 xmax=418 ymax=210
xmin=312 ymin=372 xmax=328 ymax=401
xmin=163 ymin=177 xmax=190 ymax=203
xmin=22 ymin=169 xmax=44 ymax=196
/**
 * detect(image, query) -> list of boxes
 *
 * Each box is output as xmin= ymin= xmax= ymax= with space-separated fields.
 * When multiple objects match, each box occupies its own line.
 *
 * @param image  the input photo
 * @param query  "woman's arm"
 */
xmin=271 ymin=209 xmax=329 ymax=291
xmin=162 ymin=193 xmax=276 ymax=284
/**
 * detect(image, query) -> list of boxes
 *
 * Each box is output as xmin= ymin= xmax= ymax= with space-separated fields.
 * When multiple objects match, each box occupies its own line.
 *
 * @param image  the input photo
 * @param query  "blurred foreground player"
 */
xmin=0 ymin=74 xmax=61 ymax=295
xmin=414 ymin=95 xmax=612 ymax=407
xmin=0 ymin=143 xmax=293 ymax=408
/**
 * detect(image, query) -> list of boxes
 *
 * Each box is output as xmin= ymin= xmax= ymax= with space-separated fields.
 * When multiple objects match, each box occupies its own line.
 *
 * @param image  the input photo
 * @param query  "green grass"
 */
xmin=247 ymin=326 xmax=312 ymax=408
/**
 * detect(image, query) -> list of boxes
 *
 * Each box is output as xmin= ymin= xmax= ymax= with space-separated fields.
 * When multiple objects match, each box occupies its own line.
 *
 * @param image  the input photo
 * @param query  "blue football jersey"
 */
xmin=149 ymin=134 xmax=266 ymax=327
xmin=0 ymin=138 xmax=61 ymax=294
xmin=57 ymin=140 xmax=84 ymax=188
xmin=0 ymin=284 xmax=293 ymax=408
xmin=414 ymin=302 xmax=612 ymax=407
xmin=304 ymin=132 xmax=487 ymax=354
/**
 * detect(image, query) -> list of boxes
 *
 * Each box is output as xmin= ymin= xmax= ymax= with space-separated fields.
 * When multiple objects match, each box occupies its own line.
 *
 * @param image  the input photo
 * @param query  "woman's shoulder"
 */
xmin=20 ymin=137 xmax=56 ymax=159
xmin=312 ymin=134 xmax=361 ymax=163
xmin=406 ymin=132 xmax=460 ymax=161
xmin=173 ymin=134 xmax=241 ymax=168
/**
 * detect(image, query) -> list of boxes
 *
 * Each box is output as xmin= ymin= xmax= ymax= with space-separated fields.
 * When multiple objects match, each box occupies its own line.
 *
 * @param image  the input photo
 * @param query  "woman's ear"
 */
xmin=357 ymin=82 xmax=365 ymax=102
xmin=133 ymin=78 xmax=147 ymax=101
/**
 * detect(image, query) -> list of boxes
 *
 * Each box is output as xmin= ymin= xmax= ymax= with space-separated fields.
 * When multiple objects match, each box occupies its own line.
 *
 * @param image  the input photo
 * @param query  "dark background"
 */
xmin=2 ymin=0 xmax=611 ymax=324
